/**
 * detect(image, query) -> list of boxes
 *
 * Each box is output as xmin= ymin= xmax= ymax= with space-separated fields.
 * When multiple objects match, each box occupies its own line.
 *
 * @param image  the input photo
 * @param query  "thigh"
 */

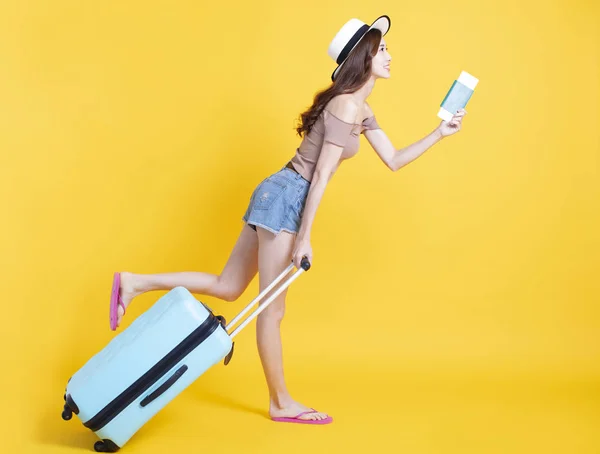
xmin=219 ymin=224 xmax=259 ymax=292
xmin=257 ymin=228 xmax=296 ymax=303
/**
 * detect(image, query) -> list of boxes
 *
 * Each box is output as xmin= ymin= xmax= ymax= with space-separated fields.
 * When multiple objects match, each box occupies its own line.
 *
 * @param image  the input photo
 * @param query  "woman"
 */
xmin=109 ymin=15 xmax=466 ymax=425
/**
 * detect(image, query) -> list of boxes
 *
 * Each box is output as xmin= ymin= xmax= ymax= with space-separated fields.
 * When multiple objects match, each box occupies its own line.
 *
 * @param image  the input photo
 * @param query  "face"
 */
xmin=371 ymin=38 xmax=392 ymax=79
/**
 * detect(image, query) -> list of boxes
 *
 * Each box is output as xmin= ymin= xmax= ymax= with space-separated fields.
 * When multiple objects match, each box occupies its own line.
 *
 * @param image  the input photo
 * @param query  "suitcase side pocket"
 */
xmin=139 ymin=365 xmax=188 ymax=408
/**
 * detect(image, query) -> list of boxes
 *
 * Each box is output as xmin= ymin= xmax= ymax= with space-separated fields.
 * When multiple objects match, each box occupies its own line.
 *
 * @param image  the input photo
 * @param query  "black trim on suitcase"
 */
xmin=83 ymin=314 xmax=221 ymax=432
xmin=223 ymin=342 xmax=235 ymax=365
xmin=66 ymin=394 xmax=79 ymax=414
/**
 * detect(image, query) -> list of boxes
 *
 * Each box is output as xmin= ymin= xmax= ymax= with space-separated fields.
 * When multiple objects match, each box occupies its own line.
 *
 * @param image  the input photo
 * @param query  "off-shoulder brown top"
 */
xmin=289 ymin=109 xmax=380 ymax=182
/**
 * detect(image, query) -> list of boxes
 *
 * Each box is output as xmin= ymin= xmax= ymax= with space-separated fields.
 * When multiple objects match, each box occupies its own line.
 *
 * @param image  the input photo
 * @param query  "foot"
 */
xmin=269 ymin=399 xmax=331 ymax=423
xmin=115 ymin=272 xmax=144 ymax=328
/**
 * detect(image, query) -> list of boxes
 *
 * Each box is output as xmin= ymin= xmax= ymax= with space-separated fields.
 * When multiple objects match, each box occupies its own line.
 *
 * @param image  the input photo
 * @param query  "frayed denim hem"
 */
xmin=241 ymin=219 xmax=298 ymax=236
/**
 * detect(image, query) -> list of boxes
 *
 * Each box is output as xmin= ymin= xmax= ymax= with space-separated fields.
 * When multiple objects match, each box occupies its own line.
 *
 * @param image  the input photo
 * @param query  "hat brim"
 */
xmin=331 ymin=15 xmax=391 ymax=81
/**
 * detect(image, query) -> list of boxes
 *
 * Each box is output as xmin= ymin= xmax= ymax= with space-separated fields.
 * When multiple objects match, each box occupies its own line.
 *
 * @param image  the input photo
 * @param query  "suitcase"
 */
xmin=61 ymin=258 xmax=311 ymax=452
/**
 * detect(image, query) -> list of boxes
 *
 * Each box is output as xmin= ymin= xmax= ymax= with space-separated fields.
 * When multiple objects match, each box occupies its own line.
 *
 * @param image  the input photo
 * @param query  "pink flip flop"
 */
xmin=109 ymin=272 xmax=126 ymax=331
xmin=271 ymin=409 xmax=333 ymax=425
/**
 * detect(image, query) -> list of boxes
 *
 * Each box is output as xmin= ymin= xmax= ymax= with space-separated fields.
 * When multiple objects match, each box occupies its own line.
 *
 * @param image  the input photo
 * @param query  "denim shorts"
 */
xmin=242 ymin=166 xmax=310 ymax=235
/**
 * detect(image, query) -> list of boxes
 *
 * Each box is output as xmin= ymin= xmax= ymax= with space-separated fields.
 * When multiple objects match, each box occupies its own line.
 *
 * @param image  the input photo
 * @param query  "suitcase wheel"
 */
xmin=61 ymin=407 xmax=72 ymax=421
xmin=94 ymin=440 xmax=120 ymax=452
xmin=61 ymin=395 xmax=75 ymax=421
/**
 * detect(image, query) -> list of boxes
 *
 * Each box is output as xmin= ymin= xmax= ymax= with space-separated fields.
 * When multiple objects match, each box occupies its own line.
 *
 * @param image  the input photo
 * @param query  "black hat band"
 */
xmin=336 ymin=24 xmax=370 ymax=65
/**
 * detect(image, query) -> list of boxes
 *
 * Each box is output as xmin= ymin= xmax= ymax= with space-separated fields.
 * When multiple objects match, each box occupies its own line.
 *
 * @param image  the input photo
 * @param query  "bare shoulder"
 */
xmin=324 ymin=94 xmax=360 ymax=123
xmin=363 ymin=102 xmax=375 ymax=119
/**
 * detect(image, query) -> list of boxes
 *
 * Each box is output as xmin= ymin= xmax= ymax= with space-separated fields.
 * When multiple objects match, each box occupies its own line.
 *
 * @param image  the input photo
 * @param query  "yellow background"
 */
xmin=2 ymin=0 xmax=599 ymax=452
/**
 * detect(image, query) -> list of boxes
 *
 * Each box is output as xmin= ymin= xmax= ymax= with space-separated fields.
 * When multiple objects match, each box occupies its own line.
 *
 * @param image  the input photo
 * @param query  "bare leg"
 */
xmin=116 ymin=224 xmax=259 ymax=326
xmin=255 ymin=227 xmax=329 ymax=422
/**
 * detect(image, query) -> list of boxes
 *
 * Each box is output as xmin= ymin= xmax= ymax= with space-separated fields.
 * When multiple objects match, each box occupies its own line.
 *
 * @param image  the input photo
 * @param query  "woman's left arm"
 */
xmin=364 ymin=108 xmax=467 ymax=172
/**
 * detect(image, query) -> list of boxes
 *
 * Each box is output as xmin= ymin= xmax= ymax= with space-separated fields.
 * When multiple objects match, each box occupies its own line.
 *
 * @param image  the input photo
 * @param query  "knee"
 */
xmin=259 ymin=300 xmax=286 ymax=324
xmin=215 ymin=276 xmax=245 ymax=302
xmin=220 ymin=288 xmax=243 ymax=303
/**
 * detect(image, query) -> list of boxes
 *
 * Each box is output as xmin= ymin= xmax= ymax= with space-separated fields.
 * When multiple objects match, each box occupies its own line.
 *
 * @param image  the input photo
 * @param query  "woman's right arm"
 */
xmin=296 ymin=143 xmax=343 ymax=242
xmin=293 ymin=99 xmax=358 ymax=266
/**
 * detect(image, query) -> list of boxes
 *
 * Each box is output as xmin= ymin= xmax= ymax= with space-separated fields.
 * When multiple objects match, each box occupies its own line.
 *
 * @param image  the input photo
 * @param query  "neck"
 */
xmin=350 ymin=77 xmax=376 ymax=105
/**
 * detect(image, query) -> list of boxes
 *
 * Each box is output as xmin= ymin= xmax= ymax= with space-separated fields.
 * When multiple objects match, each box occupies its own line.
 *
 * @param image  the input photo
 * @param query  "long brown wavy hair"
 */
xmin=295 ymin=28 xmax=382 ymax=138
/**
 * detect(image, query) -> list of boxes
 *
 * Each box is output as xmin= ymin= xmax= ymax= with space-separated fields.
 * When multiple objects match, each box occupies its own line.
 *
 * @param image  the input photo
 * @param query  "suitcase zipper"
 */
xmin=83 ymin=313 xmax=221 ymax=432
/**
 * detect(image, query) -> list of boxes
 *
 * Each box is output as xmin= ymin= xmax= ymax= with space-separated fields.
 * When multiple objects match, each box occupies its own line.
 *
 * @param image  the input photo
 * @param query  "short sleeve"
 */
xmin=322 ymin=110 xmax=355 ymax=147
xmin=361 ymin=115 xmax=380 ymax=132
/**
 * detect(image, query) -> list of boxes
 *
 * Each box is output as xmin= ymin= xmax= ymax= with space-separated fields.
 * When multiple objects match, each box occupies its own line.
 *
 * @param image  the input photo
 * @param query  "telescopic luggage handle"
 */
xmin=226 ymin=257 xmax=311 ymax=340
